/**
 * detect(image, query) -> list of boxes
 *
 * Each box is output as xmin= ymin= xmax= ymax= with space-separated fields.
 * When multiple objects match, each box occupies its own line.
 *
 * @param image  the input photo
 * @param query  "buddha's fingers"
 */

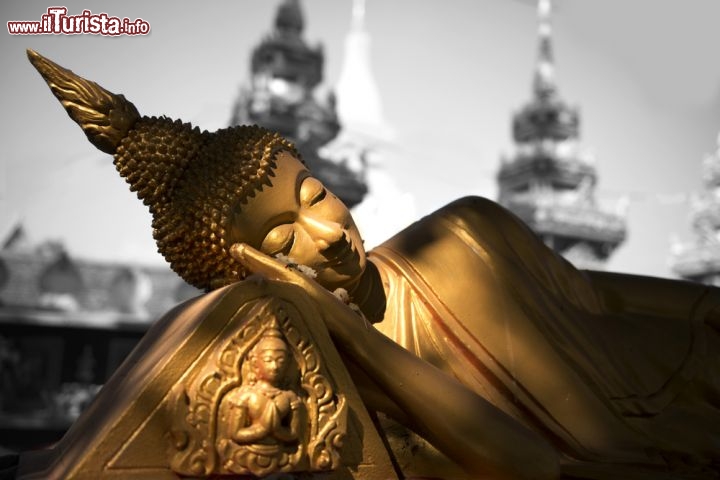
xmin=230 ymin=243 xmax=353 ymax=320
xmin=230 ymin=243 xmax=288 ymax=280
xmin=230 ymin=243 xmax=321 ymax=296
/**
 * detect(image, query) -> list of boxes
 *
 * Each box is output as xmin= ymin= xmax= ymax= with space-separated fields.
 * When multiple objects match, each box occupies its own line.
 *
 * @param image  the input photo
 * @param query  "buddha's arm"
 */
xmin=233 ymin=422 xmax=269 ymax=444
xmin=231 ymin=399 xmax=269 ymax=444
xmin=231 ymin=244 xmax=560 ymax=480
xmin=340 ymin=352 xmax=412 ymax=425
xmin=272 ymin=394 xmax=301 ymax=443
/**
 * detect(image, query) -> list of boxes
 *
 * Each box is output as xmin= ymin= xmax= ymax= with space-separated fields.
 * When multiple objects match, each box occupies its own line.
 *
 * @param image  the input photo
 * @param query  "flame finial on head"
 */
xmin=27 ymin=49 xmax=140 ymax=154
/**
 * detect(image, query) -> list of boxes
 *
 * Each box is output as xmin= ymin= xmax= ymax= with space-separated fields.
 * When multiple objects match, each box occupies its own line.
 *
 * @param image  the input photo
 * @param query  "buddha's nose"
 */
xmin=302 ymin=215 xmax=344 ymax=251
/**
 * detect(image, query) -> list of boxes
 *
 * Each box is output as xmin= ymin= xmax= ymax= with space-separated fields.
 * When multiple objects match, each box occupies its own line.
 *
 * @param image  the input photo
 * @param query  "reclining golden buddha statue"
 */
xmin=27 ymin=49 xmax=720 ymax=479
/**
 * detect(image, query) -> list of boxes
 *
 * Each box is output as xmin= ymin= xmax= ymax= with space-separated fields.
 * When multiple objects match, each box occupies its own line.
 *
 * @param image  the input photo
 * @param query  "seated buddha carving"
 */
xmin=29 ymin=50 xmax=720 ymax=480
xmin=216 ymin=319 xmax=306 ymax=476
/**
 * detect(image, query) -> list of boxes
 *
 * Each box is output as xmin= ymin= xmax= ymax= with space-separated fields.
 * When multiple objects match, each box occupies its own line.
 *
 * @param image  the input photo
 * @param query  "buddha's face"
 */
xmin=229 ymin=151 xmax=366 ymax=290
xmin=251 ymin=343 xmax=288 ymax=385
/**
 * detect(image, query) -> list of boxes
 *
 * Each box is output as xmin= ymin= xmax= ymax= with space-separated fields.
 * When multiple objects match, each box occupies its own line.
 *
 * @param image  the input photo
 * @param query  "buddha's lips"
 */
xmin=319 ymin=234 xmax=356 ymax=268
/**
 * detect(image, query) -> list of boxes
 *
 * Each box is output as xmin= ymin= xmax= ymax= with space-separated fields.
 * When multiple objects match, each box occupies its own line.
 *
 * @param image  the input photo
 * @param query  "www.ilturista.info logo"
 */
xmin=8 ymin=7 xmax=150 ymax=36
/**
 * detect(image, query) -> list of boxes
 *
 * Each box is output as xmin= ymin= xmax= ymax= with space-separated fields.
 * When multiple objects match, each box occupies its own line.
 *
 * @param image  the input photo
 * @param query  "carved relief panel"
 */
xmin=169 ymin=297 xmax=347 ymax=477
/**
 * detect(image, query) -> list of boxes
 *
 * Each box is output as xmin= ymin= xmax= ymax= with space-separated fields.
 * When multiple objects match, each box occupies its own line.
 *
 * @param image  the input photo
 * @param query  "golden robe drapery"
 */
xmin=371 ymin=196 xmax=720 ymax=470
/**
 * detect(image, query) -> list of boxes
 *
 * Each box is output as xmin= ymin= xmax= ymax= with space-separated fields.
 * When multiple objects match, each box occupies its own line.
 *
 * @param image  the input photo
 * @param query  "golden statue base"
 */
xmin=16 ymin=280 xmax=398 ymax=480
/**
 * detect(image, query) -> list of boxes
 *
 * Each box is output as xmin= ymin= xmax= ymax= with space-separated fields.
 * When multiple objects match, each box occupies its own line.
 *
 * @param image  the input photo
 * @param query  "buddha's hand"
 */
xmin=229 ymin=243 xmax=364 ymax=335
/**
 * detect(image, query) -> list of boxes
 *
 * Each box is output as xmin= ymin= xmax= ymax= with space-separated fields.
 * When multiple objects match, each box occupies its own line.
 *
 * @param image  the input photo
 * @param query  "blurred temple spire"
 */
xmin=351 ymin=0 xmax=366 ymax=31
xmin=334 ymin=0 xmax=391 ymax=141
xmin=496 ymin=0 xmax=627 ymax=270
xmin=323 ymin=0 xmax=414 ymax=248
xmin=228 ymin=0 xmax=368 ymax=207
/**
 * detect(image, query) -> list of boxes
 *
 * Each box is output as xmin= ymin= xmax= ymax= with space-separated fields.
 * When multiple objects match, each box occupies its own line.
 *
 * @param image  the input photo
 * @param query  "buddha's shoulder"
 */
xmin=223 ymin=385 xmax=256 ymax=403
xmin=385 ymin=196 xmax=522 ymax=240
xmin=438 ymin=195 xmax=500 ymax=210
xmin=434 ymin=196 xmax=522 ymax=224
xmin=373 ymin=195 xmax=543 ymax=266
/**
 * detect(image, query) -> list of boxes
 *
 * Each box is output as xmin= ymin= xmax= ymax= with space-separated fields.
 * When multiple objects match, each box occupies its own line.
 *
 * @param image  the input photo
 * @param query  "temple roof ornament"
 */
xmin=251 ymin=0 xmax=322 ymax=91
xmin=671 ymin=131 xmax=720 ymax=285
xmin=533 ymin=0 xmax=556 ymax=100
xmin=275 ymin=0 xmax=304 ymax=36
xmin=497 ymin=0 xmax=626 ymax=269
xmin=230 ymin=0 xmax=367 ymax=208
xmin=512 ymin=0 xmax=579 ymax=144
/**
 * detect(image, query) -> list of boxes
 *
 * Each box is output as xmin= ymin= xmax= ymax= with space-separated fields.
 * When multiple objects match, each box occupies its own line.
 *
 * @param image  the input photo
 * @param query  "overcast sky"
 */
xmin=1 ymin=0 xmax=719 ymax=279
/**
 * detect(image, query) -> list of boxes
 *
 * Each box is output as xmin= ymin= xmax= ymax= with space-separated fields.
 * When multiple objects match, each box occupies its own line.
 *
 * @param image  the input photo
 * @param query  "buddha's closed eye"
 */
xmin=300 ymin=177 xmax=327 ymax=206
xmin=262 ymin=223 xmax=295 ymax=256
xmin=261 ymin=177 xmax=329 ymax=256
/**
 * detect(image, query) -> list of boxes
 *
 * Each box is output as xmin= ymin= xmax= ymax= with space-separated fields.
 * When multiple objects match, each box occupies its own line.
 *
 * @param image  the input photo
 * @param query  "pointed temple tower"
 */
xmin=229 ymin=0 xmax=367 ymax=207
xmin=670 ymin=132 xmax=720 ymax=286
xmin=333 ymin=0 xmax=393 ymax=143
xmin=322 ymin=0 xmax=415 ymax=248
xmin=497 ymin=0 xmax=626 ymax=269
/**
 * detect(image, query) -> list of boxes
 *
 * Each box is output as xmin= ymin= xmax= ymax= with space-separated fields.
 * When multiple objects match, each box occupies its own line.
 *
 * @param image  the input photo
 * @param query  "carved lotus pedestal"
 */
xmin=14 ymin=280 xmax=397 ymax=479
